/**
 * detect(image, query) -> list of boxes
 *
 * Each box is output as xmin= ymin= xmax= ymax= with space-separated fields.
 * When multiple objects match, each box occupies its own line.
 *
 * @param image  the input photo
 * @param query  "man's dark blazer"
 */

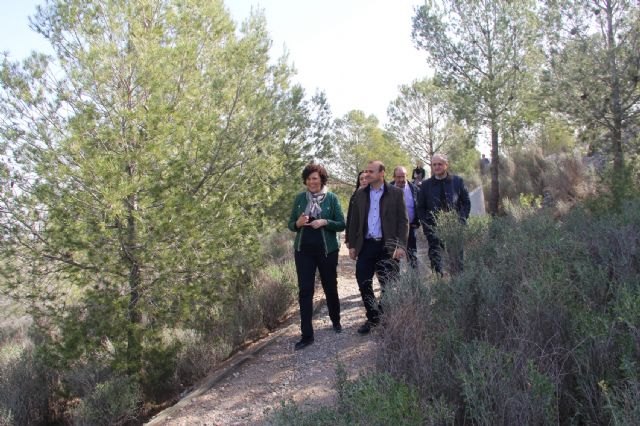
xmin=347 ymin=182 xmax=409 ymax=256
xmin=390 ymin=180 xmax=421 ymax=229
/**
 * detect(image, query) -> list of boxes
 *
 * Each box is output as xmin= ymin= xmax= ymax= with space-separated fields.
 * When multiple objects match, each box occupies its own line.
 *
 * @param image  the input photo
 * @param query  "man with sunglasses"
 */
xmin=347 ymin=160 xmax=409 ymax=334
xmin=417 ymin=153 xmax=471 ymax=276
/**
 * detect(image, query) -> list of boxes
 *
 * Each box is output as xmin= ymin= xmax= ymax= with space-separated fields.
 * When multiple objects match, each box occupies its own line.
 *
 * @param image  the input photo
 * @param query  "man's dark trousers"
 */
xmin=407 ymin=227 xmax=418 ymax=269
xmin=425 ymin=227 xmax=444 ymax=274
xmin=294 ymin=249 xmax=340 ymax=339
xmin=355 ymin=239 xmax=399 ymax=323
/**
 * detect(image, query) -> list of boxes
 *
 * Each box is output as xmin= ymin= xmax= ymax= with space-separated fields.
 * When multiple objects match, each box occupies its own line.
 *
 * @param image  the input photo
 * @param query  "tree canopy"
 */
xmin=0 ymin=0 xmax=315 ymax=384
xmin=412 ymin=0 xmax=541 ymax=213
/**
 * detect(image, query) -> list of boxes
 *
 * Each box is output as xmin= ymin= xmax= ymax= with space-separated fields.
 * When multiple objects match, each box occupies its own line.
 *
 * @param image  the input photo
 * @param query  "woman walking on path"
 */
xmin=288 ymin=164 xmax=346 ymax=350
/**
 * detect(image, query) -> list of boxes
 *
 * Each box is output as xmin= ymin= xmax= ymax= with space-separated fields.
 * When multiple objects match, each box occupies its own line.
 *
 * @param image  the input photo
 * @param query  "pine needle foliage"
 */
xmin=0 ymin=0 xmax=305 ymax=397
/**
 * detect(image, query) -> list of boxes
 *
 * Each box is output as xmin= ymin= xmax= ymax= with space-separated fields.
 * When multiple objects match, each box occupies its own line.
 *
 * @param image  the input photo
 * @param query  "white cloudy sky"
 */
xmin=0 ymin=0 xmax=431 ymax=124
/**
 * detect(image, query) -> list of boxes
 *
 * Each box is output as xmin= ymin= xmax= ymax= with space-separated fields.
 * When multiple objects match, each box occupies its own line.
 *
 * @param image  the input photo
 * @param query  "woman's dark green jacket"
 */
xmin=287 ymin=191 xmax=346 ymax=255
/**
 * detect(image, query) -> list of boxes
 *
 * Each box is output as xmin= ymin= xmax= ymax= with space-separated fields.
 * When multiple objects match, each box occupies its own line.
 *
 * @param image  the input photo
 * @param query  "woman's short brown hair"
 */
xmin=302 ymin=163 xmax=328 ymax=187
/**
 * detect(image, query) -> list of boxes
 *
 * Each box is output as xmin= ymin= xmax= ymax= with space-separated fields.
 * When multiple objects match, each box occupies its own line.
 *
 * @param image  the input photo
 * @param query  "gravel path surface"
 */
xmin=147 ymin=245 xmax=379 ymax=425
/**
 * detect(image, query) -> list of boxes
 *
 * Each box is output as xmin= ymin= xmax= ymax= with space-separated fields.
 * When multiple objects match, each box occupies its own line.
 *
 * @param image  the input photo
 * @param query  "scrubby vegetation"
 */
xmin=272 ymin=191 xmax=640 ymax=425
xmin=382 ymin=197 xmax=640 ymax=424
xmin=269 ymin=367 xmax=430 ymax=426
xmin=0 ymin=231 xmax=297 ymax=424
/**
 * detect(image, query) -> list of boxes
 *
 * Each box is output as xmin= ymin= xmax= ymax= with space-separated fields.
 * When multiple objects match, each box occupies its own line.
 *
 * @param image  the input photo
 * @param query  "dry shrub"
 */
xmin=0 ymin=344 xmax=51 ymax=426
xmin=495 ymin=148 xmax=596 ymax=210
xmin=215 ymin=291 xmax=264 ymax=349
xmin=379 ymin=268 xmax=462 ymax=421
xmin=64 ymin=351 xmax=116 ymax=401
xmin=377 ymin=198 xmax=640 ymax=424
xmin=173 ymin=257 xmax=296 ymax=391
xmin=544 ymin=151 xmax=596 ymax=203
xmin=175 ymin=330 xmax=231 ymax=386
xmin=255 ymin=261 xmax=297 ymax=330
xmin=261 ymin=231 xmax=295 ymax=264
xmin=378 ymin=269 xmax=436 ymax=390
xmin=70 ymin=375 xmax=141 ymax=426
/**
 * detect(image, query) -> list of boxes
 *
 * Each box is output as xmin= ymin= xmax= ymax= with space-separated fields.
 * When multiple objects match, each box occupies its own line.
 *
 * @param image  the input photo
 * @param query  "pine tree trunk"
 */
xmin=605 ymin=0 xmax=625 ymax=172
xmin=124 ymin=163 xmax=142 ymax=375
xmin=489 ymin=123 xmax=500 ymax=215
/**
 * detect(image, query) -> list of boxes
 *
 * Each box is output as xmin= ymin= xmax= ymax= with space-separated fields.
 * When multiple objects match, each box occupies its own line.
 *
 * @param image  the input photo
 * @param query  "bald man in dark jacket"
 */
xmin=417 ymin=154 xmax=470 ymax=275
xmin=347 ymin=160 xmax=408 ymax=334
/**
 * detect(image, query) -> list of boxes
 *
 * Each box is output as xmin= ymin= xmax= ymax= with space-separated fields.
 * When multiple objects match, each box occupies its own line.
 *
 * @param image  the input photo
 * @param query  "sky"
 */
xmin=0 ymin=0 xmax=430 ymax=125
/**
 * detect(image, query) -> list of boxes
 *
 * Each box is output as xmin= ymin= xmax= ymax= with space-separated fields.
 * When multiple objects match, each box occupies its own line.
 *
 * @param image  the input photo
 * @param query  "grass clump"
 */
xmin=268 ymin=368 xmax=431 ymax=426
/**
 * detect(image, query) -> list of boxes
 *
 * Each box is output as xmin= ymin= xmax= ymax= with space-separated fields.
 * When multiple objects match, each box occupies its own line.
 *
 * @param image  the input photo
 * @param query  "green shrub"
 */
xmin=336 ymin=373 xmax=426 ymax=425
xmin=268 ymin=401 xmax=344 ymax=426
xmin=269 ymin=371 xmax=426 ymax=426
xmin=71 ymin=375 xmax=141 ymax=426
xmin=603 ymin=379 xmax=640 ymax=426
xmin=377 ymin=198 xmax=640 ymax=424
xmin=140 ymin=339 xmax=180 ymax=402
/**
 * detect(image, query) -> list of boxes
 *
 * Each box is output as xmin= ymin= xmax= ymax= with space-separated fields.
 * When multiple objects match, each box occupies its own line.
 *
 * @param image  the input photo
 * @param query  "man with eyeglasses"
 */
xmin=347 ymin=160 xmax=409 ymax=334
xmin=417 ymin=153 xmax=471 ymax=276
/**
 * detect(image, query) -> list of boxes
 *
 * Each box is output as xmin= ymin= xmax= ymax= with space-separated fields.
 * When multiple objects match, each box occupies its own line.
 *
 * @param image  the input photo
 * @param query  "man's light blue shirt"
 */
xmin=403 ymin=184 xmax=415 ymax=223
xmin=367 ymin=185 xmax=384 ymax=239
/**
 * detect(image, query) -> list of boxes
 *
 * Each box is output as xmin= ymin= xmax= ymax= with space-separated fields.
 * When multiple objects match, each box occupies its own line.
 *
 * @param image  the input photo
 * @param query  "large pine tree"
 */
xmin=0 ymin=0 xmax=302 ymax=381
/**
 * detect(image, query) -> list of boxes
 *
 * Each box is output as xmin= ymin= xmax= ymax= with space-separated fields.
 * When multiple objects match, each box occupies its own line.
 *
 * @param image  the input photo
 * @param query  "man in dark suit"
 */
xmin=347 ymin=160 xmax=409 ymax=334
xmin=417 ymin=153 xmax=470 ymax=276
xmin=391 ymin=166 xmax=420 ymax=269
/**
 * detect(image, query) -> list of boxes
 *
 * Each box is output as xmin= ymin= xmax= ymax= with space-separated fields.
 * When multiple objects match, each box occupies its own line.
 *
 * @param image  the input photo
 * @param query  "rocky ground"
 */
xmin=146 ymin=245 xmax=381 ymax=425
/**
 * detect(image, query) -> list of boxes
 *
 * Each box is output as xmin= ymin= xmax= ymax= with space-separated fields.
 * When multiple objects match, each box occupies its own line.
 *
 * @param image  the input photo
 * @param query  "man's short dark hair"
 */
xmin=302 ymin=163 xmax=329 ymax=187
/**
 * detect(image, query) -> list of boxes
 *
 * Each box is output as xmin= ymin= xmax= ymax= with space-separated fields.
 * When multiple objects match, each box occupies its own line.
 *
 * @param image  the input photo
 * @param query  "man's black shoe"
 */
xmin=333 ymin=323 xmax=343 ymax=333
xmin=294 ymin=337 xmax=314 ymax=351
xmin=357 ymin=321 xmax=379 ymax=335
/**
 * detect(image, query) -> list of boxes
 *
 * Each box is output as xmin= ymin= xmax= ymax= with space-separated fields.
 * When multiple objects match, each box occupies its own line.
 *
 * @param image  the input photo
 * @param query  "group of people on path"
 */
xmin=287 ymin=155 xmax=471 ymax=350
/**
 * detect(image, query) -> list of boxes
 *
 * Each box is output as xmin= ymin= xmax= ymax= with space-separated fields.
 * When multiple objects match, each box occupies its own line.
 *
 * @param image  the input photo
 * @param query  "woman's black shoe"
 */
xmin=294 ymin=337 xmax=314 ymax=351
xmin=333 ymin=323 xmax=343 ymax=333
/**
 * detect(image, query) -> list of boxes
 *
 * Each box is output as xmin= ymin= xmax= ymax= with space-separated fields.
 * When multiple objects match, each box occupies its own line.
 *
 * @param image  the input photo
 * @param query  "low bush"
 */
xmin=487 ymin=148 xmax=596 ymax=212
xmin=255 ymin=261 xmax=298 ymax=330
xmin=268 ymin=369 xmax=430 ymax=426
xmin=0 ymin=344 xmax=51 ymax=426
xmin=379 ymin=197 xmax=640 ymax=424
xmin=175 ymin=330 xmax=231 ymax=388
xmin=261 ymin=230 xmax=295 ymax=264
xmin=71 ymin=375 xmax=141 ymax=426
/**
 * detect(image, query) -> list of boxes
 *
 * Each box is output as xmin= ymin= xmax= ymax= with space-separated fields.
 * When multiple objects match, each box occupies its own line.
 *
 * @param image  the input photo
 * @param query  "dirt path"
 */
xmin=146 ymin=245 xmax=378 ymax=425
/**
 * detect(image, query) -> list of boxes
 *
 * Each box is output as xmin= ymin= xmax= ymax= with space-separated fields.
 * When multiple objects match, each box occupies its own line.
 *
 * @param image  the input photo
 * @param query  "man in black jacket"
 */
xmin=348 ymin=160 xmax=409 ymax=334
xmin=417 ymin=154 xmax=471 ymax=275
